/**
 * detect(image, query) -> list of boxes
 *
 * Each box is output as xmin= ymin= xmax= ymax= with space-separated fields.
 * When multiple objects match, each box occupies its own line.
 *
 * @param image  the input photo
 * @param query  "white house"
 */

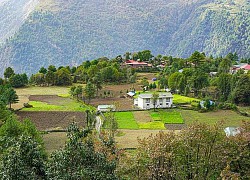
xmin=97 ymin=105 xmax=115 ymax=112
xmin=134 ymin=92 xmax=173 ymax=109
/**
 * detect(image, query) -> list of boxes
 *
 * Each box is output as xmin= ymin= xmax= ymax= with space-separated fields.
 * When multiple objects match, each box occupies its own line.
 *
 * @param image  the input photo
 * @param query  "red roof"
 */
xmin=125 ymin=60 xmax=148 ymax=65
xmin=242 ymin=64 xmax=250 ymax=70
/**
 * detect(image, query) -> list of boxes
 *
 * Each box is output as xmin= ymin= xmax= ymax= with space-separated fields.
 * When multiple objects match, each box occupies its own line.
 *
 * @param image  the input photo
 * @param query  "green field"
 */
xmin=138 ymin=121 xmax=165 ymax=129
xmin=114 ymin=110 xmax=184 ymax=130
xmin=158 ymin=111 xmax=184 ymax=124
xmin=181 ymin=110 xmax=250 ymax=127
xmin=173 ymin=94 xmax=200 ymax=104
xmin=22 ymin=100 xmax=94 ymax=111
xmin=115 ymin=112 xmax=139 ymax=129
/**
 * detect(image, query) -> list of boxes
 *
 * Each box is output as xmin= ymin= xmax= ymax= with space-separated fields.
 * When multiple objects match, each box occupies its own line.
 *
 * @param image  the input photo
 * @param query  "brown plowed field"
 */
xmin=16 ymin=111 xmax=85 ymax=131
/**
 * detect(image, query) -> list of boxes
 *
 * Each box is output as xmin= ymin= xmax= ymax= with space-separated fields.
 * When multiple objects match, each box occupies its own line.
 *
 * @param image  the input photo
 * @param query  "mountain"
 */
xmin=0 ymin=0 xmax=249 ymax=75
xmin=0 ymin=0 xmax=39 ymax=44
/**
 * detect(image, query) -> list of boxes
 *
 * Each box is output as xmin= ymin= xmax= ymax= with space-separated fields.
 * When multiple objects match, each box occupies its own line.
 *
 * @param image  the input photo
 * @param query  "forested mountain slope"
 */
xmin=0 ymin=0 xmax=39 ymax=43
xmin=0 ymin=0 xmax=249 ymax=75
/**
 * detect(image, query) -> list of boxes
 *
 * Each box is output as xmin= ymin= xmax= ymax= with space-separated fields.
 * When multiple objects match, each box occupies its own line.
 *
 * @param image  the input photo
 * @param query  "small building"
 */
xmin=97 ymin=105 xmax=115 ymax=112
xmin=124 ymin=60 xmax=149 ymax=68
xmin=224 ymin=127 xmax=241 ymax=137
xmin=134 ymin=92 xmax=173 ymax=109
xmin=127 ymin=91 xmax=136 ymax=97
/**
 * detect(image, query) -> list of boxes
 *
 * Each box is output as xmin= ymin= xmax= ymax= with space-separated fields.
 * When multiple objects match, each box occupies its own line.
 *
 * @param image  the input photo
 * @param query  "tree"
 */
xmin=231 ymin=74 xmax=250 ymax=105
xmin=9 ymin=73 xmax=28 ymax=88
xmin=74 ymin=85 xmax=83 ymax=100
xmin=92 ymin=72 xmax=103 ymax=97
xmin=0 ymin=101 xmax=11 ymax=124
xmin=152 ymin=92 xmax=159 ymax=111
xmin=4 ymin=67 xmax=15 ymax=79
xmin=119 ymin=123 xmax=250 ymax=179
xmin=84 ymin=81 xmax=95 ymax=103
xmin=190 ymin=70 xmax=209 ymax=96
xmin=46 ymin=123 xmax=118 ymax=179
xmin=104 ymin=111 xmax=118 ymax=138
xmin=218 ymin=58 xmax=232 ymax=74
xmin=0 ymin=135 xmax=46 ymax=179
xmin=0 ymin=116 xmax=46 ymax=179
xmin=0 ymin=85 xmax=18 ymax=109
xmin=158 ymin=76 xmax=168 ymax=89
xmin=55 ymin=68 xmax=72 ymax=86
xmin=48 ymin=65 xmax=57 ymax=72
xmin=189 ymin=51 xmax=205 ymax=68
xmin=45 ymin=70 xmax=56 ymax=86
xmin=218 ymin=73 xmax=232 ymax=101
xmin=140 ymin=77 xmax=149 ymax=91
xmin=39 ymin=67 xmax=47 ymax=74
xmin=124 ymin=52 xmax=131 ymax=60
xmin=168 ymin=72 xmax=182 ymax=91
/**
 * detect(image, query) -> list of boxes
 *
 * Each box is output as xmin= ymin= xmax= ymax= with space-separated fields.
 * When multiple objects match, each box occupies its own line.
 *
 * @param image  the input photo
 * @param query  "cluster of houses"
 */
xmin=231 ymin=63 xmax=250 ymax=74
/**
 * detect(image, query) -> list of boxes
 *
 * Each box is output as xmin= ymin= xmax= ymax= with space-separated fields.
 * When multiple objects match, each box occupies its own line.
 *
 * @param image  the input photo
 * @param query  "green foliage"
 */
xmin=4 ymin=67 xmax=15 ymax=79
xmin=218 ymin=73 xmax=232 ymax=101
xmin=104 ymin=111 xmax=118 ymax=137
xmin=46 ymin=123 xmax=118 ymax=179
xmin=0 ymin=135 xmax=46 ymax=179
xmin=119 ymin=123 xmax=250 ymax=179
xmin=231 ymin=74 xmax=250 ymax=105
xmin=9 ymin=73 xmax=28 ymax=88
xmin=0 ymin=84 xmax=19 ymax=109
xmin=84 ymin=81 xmax=95 ymax=103
xmin=39 ymin=67 xmax=47 ymax=74
xmin=168 ymin=72 xmax=182 ymax=91
xmin=55 ymin=68 xmax=72 ymax=86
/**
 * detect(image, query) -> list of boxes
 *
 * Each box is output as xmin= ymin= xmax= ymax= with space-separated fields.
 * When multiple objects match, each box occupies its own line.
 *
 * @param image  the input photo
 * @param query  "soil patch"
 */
xmin=29 ymin=95 xmax=71 ymax=105
xmin=16 ymin=111 xmax=85 ymax=131
xmin=165 ymin=124 xmax=186 ymax=130
xmin=133 ymin=111 xmax=151 ymax=123
xmin=89 ymin=97 xmax=137 ymax=111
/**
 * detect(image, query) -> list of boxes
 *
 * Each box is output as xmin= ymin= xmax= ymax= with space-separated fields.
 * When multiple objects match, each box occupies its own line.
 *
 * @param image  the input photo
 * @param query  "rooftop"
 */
xmin=138 ymin=92 xmax=173 ymax=99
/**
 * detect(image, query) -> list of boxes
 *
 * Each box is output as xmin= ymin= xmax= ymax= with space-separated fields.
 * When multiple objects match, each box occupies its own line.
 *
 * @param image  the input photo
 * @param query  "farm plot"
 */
xmin=181 ymin=110 xmax=250 ymax=127
xmin=115 ymin=129 xmax=170 ymax=149
xmin=89 ymin=97 xmax=136 ymax=111
xmin=114 ymin=110 xmax=184 ymax=130
xmin=114 ymin=112 xmax=139 ymax=129
xmin=173 ymin=94 xmax=200 ymax=104
xmin=22 ymin=95 xmax=93 ymax=111
xmin=16 ymin=111 xmax=85 ymax=131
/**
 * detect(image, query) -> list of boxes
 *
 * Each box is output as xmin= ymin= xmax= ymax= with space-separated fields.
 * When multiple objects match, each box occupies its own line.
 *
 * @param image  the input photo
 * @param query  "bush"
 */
xmin=218 ymin=103 xmax=237 ymax=111
xmin=23 ymin=103 xmax=33 ymax=108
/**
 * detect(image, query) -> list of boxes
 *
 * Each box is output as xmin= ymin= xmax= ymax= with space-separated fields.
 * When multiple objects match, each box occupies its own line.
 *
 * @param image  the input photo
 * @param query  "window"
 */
xmin=159 ymin=98 xmax=163 ymax=103
xmin=166 ymin=98 xmax=170 ymax=102
xmin=146 ymin=98 xmax=150 ymax=103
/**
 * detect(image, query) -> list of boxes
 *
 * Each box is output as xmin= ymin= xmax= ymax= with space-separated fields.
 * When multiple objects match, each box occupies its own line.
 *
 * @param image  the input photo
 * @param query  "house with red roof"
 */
xmin=231 ymin=64 xmax=250 ymax=74
xmin=124 ymin=60 xmax=149 ymax=68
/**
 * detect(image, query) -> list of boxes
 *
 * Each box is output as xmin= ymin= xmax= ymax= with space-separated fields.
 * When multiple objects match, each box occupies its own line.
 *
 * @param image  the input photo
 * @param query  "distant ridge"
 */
xmin=0 ymin=0 xmax=249 ymax=75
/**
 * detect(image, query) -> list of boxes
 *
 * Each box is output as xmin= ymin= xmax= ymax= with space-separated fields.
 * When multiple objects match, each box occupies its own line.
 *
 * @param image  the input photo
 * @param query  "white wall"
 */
xmin=137 ymin=97 xmax=173 ymax=109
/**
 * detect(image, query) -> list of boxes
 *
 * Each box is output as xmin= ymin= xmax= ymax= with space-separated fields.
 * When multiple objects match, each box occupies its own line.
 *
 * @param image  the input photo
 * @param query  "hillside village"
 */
xmin=0 ymin=0 xmax=250 ymax=178
xmin=0 ymin=50 xmax=249 ymax=179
